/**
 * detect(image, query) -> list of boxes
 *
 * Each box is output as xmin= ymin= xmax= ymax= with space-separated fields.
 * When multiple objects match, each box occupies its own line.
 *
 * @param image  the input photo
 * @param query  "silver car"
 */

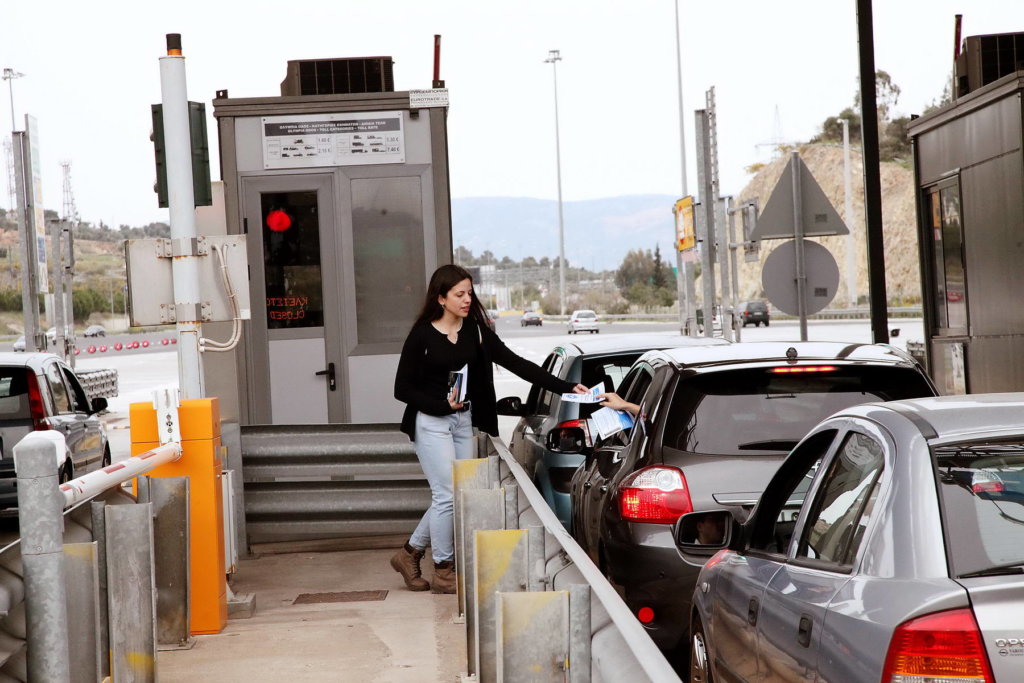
xmin=682 ymin=393 xmax=1024 ymax=682
xmin=567 ymin=309 xmax=600 ymax=334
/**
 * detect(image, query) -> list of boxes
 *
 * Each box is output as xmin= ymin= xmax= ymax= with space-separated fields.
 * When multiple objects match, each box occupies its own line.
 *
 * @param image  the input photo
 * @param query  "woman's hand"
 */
xmin=448 ymin=388 xmax=464 ymax=411
xmin=571 ymin=383 xmax=589 ymax=394
xmin=598 ymin=392 xmax=640 ymax=416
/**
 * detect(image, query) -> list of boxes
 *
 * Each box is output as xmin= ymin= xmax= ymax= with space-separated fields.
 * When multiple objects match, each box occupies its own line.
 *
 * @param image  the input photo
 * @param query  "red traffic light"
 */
xmin=266 ymin=209 xmax=292 ymax=232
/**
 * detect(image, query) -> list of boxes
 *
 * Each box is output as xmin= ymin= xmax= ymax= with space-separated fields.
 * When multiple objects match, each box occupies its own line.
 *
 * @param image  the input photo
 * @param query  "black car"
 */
xmin=501 ymin=335 xmax=727 ymax=530
xmin=738 ymin=300 xmax=770 ymax=327
xmin=569 ymin=341 xmax=937 ymax=665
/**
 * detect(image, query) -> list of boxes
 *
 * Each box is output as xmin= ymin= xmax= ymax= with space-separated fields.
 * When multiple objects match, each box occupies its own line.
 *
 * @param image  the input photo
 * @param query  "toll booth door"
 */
xmin=242 ymin=174 xmax=348 ymax=423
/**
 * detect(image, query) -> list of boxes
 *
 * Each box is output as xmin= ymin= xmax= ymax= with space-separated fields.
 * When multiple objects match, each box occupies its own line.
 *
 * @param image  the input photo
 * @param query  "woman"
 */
xmin=392 ymin=264 xmax=586 ymax=593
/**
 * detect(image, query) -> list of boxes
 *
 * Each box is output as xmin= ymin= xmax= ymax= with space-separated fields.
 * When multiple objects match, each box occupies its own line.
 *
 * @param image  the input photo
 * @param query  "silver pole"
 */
xmin=673 ymin=0 xmax=692 ymax=335
xmin=545 ymin=50 xmax=567 ymax=317
xmin=791 ymin=151 xmax=808 ymax=341
xmin=159 ymin=34 xmax=205 ymax=399
xmin=842 ymin=118 xmax=857 ymax=307
xmin=727 ymin=198 xmax=742 ymax=342
xmin=694 ymin=109 xmax=716 ymax=339
xmin=13 ymin=132 xmax=39 ymax=352
xmin=15 ymin=433 xmax=72 ymax=682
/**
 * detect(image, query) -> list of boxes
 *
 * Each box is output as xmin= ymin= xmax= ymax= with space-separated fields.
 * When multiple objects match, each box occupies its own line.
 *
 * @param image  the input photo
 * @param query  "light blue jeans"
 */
xmin=409 ymin=410 xmax=475 ymax=563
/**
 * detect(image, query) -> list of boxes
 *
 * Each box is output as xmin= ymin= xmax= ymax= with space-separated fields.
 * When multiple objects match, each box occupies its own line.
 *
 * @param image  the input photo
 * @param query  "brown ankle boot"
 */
xmin=431 ymin=560 xmax=456 ymax=594
xmin=390 ymin=544 xmax=430 ymax=591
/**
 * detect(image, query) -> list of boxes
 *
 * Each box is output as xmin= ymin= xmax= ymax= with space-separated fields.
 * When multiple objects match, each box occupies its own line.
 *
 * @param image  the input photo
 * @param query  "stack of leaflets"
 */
xmin=560 ymin=384 xmax=635 ymax=438
xmin=448 ymin=364 xmax=468 ymax=403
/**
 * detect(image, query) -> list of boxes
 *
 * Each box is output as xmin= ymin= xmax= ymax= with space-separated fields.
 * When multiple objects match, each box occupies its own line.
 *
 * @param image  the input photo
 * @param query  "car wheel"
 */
xmin=754 ymin=322 xmax=760 ymax=327
xmin=764 ymin=321 xmax=769 ymax=327
xmin=59 ymin=460 xmax=73 ymax=485
xmin=690 ymin=616 xmax=714 ymax=683
xmin=102 ymin=446 xmax=111 ymax=469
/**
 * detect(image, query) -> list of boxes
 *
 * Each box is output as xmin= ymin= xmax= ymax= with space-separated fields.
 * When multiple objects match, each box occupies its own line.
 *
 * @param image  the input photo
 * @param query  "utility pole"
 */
xmin=160 ymin=34 xmax=205 ymax=398
xmin=672 ymin=0 xmax=695 ymax=336
xmin=544 ymin=50 xmax=567 ymax=317
xmin=841 ymin=118 xmax=857 ymax=307
xmin=707 ymin=88 xmax=733 ymax=341
xmin=694 ymin=108 xmax=717 ymax=339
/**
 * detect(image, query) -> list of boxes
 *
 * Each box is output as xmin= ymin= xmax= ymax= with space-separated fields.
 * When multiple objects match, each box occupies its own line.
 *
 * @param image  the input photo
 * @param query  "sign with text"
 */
xmin=262 ymin=111 xmax=405 ymax=169
xmin=674 ymin=196 xmax=696 ymax=253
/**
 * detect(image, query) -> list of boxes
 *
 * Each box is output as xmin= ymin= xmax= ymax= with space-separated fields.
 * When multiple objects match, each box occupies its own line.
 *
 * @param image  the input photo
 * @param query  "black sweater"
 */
xmin=395 ymin=317 xmax=575 ymax=440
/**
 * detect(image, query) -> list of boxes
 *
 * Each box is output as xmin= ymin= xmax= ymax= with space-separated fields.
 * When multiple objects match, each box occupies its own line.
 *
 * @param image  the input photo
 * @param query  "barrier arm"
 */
xmin=60 ymin=442 xmax=182 ymax=509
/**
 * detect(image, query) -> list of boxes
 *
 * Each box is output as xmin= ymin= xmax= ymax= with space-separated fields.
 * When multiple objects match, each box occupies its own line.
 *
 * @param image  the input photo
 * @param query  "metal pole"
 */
xmin=694 ymin=109 xmax=716 ymax=339
xmin=545 ymin=50 xmax=567 ymax=317
xmin=50 ymin=216 xmax=66 ymax=361
xmin=842 ymin=118 xmax=857 ymax=307
xmin=716 ymin=197 xmax=732 ymax=341
xmin=673 ymin=0 xmax=692 ymax=336
xmin=13 ymin=132 xmax=39 ymax=352
xmin=159 ymin=34 xmax=205 ymax=398
xmin=791 ymin=151 xmax=808 ymax=341
xmin=726 ymin=197 xmax=741 ymax=342
xmin=856 ymin=0 xmax=889 ymax=343
xmin=15 ymin=432 xmax=72 ymax=682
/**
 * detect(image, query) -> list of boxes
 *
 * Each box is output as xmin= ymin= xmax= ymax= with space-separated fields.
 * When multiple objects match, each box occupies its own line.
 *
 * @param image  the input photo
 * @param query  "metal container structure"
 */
xmin=907 ymin=69 xmax=1024 ymax=394
xmin=210 ymin=71 xmax=452 ymax=428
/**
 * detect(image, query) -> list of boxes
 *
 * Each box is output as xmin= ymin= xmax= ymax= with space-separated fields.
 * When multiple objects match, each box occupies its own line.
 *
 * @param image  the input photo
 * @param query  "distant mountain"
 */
xmin=451 ymin=195 xmax=679 ymax=272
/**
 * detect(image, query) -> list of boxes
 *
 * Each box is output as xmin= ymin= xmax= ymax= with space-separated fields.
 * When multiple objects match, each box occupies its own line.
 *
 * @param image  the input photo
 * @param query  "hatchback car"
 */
xmin=684 ymin=393 xmax=1024 ymax=683
xmin=569 ymin=341 xmax=937 ymax=663
xmin=738 ymin=300 xmax=770 ymax=327
xmin=567 ymin=310 xmax=600 ymax=335
xmin=521 ymin=311 xmax=543 ymax=327
xmin=0 ymin=353 xmax=110 ymax=509
xmin=500 ymin=335 xmax=727 ymax=529
xmin=83 ymin=325 xmax=107 ymax=338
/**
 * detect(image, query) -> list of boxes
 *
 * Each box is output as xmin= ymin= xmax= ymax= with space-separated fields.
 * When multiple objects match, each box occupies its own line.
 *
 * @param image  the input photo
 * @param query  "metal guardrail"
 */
xmin=455 ymin=434 xmax=681 ymax=683
xmin=77 ymin=368 xmax=119 ymax=400
xmin=240 ymin=423 xmax=429 ymax=544
xmin=557 ymin=306 xmax=923 ymax=323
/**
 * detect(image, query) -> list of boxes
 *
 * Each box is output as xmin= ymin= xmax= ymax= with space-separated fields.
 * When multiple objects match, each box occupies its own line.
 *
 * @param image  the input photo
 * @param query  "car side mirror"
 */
xmin=90 ymin=397 xmax=108 ymax=414
xmin=674 ymin=510 xmax=736 ymax=557
xmin=546 ymin=426 xmax=586 ymax=454
xmin=495 ymin=396 xmax=526 ymax=416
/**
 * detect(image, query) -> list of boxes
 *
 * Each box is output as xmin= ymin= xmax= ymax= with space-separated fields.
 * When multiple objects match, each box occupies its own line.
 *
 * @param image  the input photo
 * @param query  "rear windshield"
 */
xmin=575 ymin=311 xmax=596 ymax=319
xmin=933 ymin=442 xmax=1024 ymax=578
xmin=746 ymin=302 xmax=768 ymax=312
xmin=577 ymin=353 xmax=644 ymax=419
xmin=0 ymin=368 xmax=32 ymax=420
xmin=662 ymin=365 xmax=934 ymax=456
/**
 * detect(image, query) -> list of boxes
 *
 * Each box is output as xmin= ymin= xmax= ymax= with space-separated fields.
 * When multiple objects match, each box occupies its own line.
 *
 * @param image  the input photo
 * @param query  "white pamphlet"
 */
xmin=589 ymin=407 xmax=635 ymax=439
xmin=448 ymin=364 xmax=468 ymax=403
xmin=560 ymin=383 xmax=603 ymax=403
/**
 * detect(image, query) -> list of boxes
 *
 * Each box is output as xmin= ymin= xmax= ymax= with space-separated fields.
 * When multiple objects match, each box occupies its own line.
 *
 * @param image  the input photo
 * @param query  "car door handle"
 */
xmin=797 ymin=614 xmax=812 ymax=648
xmin=747 ymin=597 xmax=759 ymax=626
xmin=315 ymin=363 xmax=336 ymax=391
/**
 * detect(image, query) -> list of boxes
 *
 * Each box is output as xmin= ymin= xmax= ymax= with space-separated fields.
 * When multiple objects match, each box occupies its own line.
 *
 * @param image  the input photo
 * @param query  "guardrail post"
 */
xmin=453 ymin=458 xmax=495 ymax=620
xmin=106 ymin=503 xmax=158 ymax=682
xmin=568 ymin=584 xmax=592 ymax=683
xmin=503 ymin=483 xmax=519 ymax=530
xmin=458 ymin=487 xmax=504 ymax=678
xmin=148 ymin=477 xmax=192 ymax=649
xmin=64 ymin=542 xmax=101 ymax=683
xmin=528 ymin=526 xmax=546 ymax=592
xmin=474 ymin=529 xmax=529 ymax=682
xmin=496 ymin=590 xmax=570 ymax=682
xmin=15 ymin=431 xmax=71 ymax=682
xmin=90 ymin=501 xmax=112 ymax=680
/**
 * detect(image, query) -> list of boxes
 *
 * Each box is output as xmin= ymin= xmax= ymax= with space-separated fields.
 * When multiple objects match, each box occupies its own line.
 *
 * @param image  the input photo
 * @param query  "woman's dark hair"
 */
xmin=413 ymin=264 xmax=490 ymax=327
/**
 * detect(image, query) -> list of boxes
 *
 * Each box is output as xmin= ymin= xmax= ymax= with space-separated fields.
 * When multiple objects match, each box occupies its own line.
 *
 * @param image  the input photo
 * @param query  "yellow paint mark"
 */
xmin=500 ymin=591 xmax=566 ymax=641
xmin=475 ymin=530 xmax=525 ymax=599
xmin=453 ymin=458 xmax=486 ymax=487
xmin=125 ymin=651 xmax=155 ymax=674
xmin=63 ymin=544 xmax=95 ymax=559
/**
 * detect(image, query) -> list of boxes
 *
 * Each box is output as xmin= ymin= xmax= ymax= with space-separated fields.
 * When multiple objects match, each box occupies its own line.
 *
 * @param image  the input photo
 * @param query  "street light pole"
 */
xmin=545 ymin=49 xmax=567 ymax=317
xmin=2 ymin=68 xmax=24 ymax=132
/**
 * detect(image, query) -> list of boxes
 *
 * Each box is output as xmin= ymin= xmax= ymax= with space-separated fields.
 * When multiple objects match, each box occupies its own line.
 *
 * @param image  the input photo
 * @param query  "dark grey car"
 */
xmin=684 ymin=393 xmax=1024 ymax=683
xmin=569 ymin=341 xmax=937 ymax=665
xmin=501 ymin=335 xmax=727 ymax=530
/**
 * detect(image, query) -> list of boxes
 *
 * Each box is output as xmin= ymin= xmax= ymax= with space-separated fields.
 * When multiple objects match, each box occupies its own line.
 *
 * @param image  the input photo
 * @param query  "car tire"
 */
xmin=102 ymin=446 xmax=111 ymax=469
xmin=59 ymin=460 xmax=73 ymax=485
xmin=690 ymin=616 xmax=714 ymax=683
xmin=764 ymin=321 xmax=769 ymax=327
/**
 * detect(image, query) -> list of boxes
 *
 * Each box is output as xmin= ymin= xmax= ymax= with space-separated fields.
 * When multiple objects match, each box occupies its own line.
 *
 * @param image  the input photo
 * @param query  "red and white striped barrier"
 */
xmin=59 ymin=442 xmax=182 ymax=509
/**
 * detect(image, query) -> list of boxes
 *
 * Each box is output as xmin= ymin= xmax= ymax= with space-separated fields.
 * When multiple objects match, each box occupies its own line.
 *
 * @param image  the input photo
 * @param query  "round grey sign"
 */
xmin=761 ymin=240 xmax=840 ymax=316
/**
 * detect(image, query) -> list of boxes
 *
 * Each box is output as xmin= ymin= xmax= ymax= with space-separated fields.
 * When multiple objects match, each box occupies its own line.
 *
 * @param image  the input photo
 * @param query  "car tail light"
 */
xmin=618 ymin=466 xmax=693 ymax=523
xmin=769 ymin=365 xmax=837 ymax=374
xmin=882 ymin=608 xmax=994 ymax=683
xmin=554 ymin=419 xmax=592 ymax=448
xmin=27 ymin=373 xmax=50 ymax=431
xmin=971 ymin=472 xmax=1004 ymax=494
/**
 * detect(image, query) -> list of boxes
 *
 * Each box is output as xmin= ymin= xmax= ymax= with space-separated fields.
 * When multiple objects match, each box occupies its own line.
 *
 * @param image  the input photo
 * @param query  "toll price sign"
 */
xmin=262 ymin=111 xmax=405 ymax=169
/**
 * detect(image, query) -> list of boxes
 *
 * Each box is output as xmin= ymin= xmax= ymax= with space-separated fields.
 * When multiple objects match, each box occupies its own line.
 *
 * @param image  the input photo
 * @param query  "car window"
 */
xmin=61 ymin=367 xmax=90 ymax=413
xmin=661 ymin=366 xmax=934 ymax=457
xmin=535 ymin=353 xmax=566 ymax=416
xmin=933 ymin=440 xmax=1024 ymax=578
xmin=578 ymin=354 xmax=644 ymax=419
xmin=796 ymin=431 xmax=885 ymax=568
xmin=0 ymin=367 xmax=33 ymax=420
xmin=748 ymin=429 xmax=839 ymax=556
xmin=526 ymin=353 xmax=559 ymax=415
xmin=44 ymin=362 xmax=72 ymax=414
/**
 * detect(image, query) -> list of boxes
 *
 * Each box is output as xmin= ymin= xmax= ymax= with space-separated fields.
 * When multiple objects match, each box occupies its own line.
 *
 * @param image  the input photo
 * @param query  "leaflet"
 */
xmin=448 ymin=364 xmax=468 ymax=403
xmin=560 ymin=384 xmax=603 ymax=403
xmin=590 ymin=407 xmax=635 ymax=439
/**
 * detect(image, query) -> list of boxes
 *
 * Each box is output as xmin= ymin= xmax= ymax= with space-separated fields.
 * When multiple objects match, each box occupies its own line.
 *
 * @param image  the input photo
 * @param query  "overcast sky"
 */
xmin=2 ymin=1 xmax=1022 ymax=230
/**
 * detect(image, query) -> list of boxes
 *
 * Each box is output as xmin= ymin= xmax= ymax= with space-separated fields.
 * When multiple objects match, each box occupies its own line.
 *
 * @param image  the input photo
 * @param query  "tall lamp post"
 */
xmin=2 ymin=68 xmax=24 ymax=132
xmin=544 ymin=50 xmax=567 ymax=316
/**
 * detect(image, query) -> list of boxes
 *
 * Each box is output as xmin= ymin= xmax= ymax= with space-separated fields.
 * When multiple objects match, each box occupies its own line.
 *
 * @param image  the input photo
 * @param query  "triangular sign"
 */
xmin=749 ymin=154 xmax=849 ymax=240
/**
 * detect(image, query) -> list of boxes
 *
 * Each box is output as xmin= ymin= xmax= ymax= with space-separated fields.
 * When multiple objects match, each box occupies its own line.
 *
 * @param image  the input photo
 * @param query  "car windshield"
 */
xmin=933 ymin=441 xmax=1024 ymax=578
xmin=662 ymin=365 xmax=934 ymax=456
xmin=0 ymin=368 xmax=33 ymax=420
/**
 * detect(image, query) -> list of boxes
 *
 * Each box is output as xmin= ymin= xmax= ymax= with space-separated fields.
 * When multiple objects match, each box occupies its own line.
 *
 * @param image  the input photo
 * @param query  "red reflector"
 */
xmin=27 ymin=372 xmax=49 ymax=431
xmin=770 ymin=365 xmax=837 ymax=374
xmin=266 ymin=209 xmax=292 ymax=232
xmin=618 ymin=466 xmax=693 ymax=524
xmin=637 ymin=607 xmax=655 ymax=624
xmin=882 ymin=608 xmax=994 ymax=683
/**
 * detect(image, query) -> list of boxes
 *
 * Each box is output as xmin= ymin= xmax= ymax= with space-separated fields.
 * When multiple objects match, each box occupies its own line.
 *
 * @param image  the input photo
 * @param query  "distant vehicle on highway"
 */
xmin=0 ymin=352 xmax=110 ymax=509
xmin=567 ymin=310 xmax=600 ymax=335
xmin=83 ymin=325 xmax=106 ymax=338
xmin=684 ymin=393 xmax=1024 ymax=683
xmin=521 ymin=311 xmax=543 ymax=327
xmin=738 ymin=300 xmax=770 ymax=327
xmin=12 ymin=337 xmax=24 ymax=353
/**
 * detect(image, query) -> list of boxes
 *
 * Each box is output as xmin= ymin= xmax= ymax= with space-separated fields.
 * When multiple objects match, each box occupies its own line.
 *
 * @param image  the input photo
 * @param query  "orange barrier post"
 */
xmin=129 ymin=398 xmax=227 ymax=635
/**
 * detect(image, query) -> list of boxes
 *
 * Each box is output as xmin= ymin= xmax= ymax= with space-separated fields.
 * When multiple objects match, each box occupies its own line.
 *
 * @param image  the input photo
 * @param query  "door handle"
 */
xmin=747 ymin=597 xmax=759 ymax=626
xmin=797 ymin=614 xmax=813 ymax=648
xmin=315 ymin=362 xmax=336 ymax=391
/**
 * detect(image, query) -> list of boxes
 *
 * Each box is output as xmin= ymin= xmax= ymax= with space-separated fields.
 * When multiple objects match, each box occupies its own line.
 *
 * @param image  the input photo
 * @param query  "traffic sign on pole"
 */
xmin=750 ymin=153 xmax=849 ymax=241
xmin=762 ymin=239 xmax=839 ymax=316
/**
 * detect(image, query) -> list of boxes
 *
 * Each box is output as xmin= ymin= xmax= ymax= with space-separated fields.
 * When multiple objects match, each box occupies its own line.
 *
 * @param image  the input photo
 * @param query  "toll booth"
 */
xmin=908 ymin=64 xmax=1024 ymax=394
xmin=208 ymin=58 xmax=452 ymax=427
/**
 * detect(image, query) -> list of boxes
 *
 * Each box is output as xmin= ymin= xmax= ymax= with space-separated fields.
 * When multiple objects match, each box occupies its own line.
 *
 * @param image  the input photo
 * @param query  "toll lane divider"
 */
xmin=454 ymin=436 xmax=680 ymax=683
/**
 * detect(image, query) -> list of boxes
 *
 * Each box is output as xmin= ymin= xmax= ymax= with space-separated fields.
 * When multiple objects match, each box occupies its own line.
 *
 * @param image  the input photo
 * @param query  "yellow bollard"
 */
xmin=129 ymin=398 xmax=227 ymax=635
